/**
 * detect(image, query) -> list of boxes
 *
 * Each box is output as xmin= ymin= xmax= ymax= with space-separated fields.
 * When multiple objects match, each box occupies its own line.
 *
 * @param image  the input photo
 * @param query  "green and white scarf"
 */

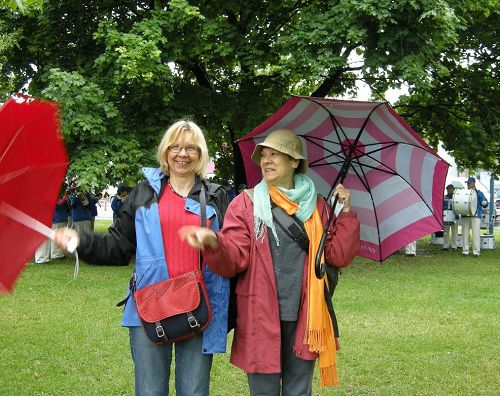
xmin=253 ymin=173 xmax=317 ymax=245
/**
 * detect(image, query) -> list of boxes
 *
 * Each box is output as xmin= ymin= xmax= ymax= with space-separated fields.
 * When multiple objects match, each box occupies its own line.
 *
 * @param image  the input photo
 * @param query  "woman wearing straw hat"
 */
xmin=180 ymin=128 xmax=360 ymax=395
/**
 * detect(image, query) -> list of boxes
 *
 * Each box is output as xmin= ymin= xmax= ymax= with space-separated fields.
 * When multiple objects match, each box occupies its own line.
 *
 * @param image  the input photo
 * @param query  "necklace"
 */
xmin=168 ymin=181 xmax=187 ymax=198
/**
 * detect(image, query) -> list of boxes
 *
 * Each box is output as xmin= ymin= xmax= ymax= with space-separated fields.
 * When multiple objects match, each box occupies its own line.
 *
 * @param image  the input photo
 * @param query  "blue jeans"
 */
xmin=129 ymin=326 xmax=213 ymax=396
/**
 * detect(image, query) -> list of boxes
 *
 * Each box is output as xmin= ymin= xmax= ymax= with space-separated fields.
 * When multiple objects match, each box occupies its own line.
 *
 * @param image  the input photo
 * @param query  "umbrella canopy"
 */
xmin=238 ymin=96 xmax=449 ymax=261
xmin=0 ymin=96 xmax=68 ymax=293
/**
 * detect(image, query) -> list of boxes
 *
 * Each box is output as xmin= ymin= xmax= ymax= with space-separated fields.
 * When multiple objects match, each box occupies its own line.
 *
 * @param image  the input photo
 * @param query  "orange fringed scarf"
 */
xmin=269 ymin=185 xmax=338 ymax=387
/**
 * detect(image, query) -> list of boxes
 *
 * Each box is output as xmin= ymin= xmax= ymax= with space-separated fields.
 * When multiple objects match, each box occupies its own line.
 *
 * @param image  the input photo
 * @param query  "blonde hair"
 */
xmin=157 ymin=120 xmax=209 ymax=179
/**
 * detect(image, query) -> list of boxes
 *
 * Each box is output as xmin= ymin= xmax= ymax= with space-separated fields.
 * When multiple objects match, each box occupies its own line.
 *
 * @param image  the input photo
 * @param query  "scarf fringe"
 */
xmin=306 ymin=327 xmax=339 ymax=386
xmin=319 ymin=365 xmax=339 ymax=387
xmin=304 ymin=329 xmax=329 ymax=353
xmin=254 ymin=216 xmax=279 ymax=246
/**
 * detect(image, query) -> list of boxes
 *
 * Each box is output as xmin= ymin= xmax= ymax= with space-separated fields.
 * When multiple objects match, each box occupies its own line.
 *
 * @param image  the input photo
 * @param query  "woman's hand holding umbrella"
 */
xmin=333 ymin=183 xmax=351 ymax=212
xmin=54 ymin=227 xmax=80 ymax=254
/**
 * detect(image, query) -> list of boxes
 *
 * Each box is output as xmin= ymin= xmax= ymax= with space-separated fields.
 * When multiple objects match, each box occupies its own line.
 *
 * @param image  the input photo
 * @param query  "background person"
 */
xmin=54 ymin=120 xmax=230 ymax=396
xmin=69 ymin=190 xmax=93 ymax=234
xmin=34 ymin=191 xmax=70 ymax=263
xmin=180 ymin=128 xmax=360 ymax=395
xmin=111 ymin=183 xmax=130 ymax=223
xmin=461 ymin=177 xmax=488 ymax=257
xmin=442 ymin=184 xmax=458 ymax=250
xmin=88 ymin=191 xmax=99 ymax=231
xmin=237 ymin=183 xmax=247 ymax=194
xmin=222 ymin=178 xmax=236 ymax=201
xmin=404 ymin=241 xmax=417 ymax=257
xmin=65 ymin=185 xmax=74 ymax=229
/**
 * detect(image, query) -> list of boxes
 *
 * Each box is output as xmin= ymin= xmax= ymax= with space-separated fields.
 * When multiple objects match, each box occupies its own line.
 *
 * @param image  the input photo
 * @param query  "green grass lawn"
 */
xmin=0 ymin=221 xmax=498 ymax=395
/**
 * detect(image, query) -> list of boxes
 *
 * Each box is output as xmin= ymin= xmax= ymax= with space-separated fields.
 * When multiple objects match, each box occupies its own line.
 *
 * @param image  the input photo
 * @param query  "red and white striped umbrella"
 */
xmin=237 ymin=96 xmax=449 ymax=262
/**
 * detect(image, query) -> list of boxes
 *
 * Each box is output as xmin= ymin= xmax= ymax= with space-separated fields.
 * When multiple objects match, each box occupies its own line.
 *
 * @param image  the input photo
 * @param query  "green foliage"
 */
xmin=0 ymin=0 xmax=497 ymax=184
xmin=94 ymin=18 xmax=172 ymax=89
xmin=395 ymin=2 xmax=499 ymax=174
xmin=40 ymin=68 xmax=145 ymax=190
xmin=0 ymin=0 xmax=42 ymax=13
xmin=0 ymin=224 xmax=499 ymax=395
xmin=0 ymin=22 xmax=19 ymax=96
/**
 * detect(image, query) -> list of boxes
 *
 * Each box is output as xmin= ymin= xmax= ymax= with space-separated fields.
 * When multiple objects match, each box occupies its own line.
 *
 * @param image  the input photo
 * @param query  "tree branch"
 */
xmin=310 ymin=69 xmax=344 ymax=97
xmin=179 ymin=60 xmax=213 ymax=90
xmin=268 ymin=0 xmax=314 ymax=37
xmin=344 ymin=65 xmax=363 ymax=72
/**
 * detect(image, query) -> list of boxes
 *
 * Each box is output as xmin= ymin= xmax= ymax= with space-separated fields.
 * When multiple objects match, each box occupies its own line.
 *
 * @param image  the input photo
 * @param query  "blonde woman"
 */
xmin=55 ymin=120 xmax=229 ymax=396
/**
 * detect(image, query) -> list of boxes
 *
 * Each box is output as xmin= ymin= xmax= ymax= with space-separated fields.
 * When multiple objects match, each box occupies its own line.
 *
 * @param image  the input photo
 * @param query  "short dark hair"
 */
xmin=117 ymin=183 xmax=127 ymax=194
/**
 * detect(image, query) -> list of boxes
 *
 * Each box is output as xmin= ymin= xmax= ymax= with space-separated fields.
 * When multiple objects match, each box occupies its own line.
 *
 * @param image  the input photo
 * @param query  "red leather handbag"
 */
xmin=134 ymin=269 xmax=211 ymax=344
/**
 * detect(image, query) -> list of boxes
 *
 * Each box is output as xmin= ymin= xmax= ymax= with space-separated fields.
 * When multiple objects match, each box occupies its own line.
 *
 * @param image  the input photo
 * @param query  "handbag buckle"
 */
xmin=156 ymin=324 xmax=166 ymax=338
xmin=187 ymin=313 xmax=199 ymax=328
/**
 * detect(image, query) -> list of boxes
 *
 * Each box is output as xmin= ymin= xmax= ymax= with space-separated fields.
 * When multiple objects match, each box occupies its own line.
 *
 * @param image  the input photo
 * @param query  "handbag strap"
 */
xmin=200 ymin=184 xmax=206 ymax=228
xmin=198 ymin=185 xmax=207 ymax=271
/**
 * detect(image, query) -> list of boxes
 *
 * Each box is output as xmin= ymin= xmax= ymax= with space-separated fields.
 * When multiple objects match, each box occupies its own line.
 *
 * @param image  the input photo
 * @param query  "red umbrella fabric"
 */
xmin=0 ymin=96 xmax=68 ymax=293
xmin=238 ymin=96 xmax=449 ymax=262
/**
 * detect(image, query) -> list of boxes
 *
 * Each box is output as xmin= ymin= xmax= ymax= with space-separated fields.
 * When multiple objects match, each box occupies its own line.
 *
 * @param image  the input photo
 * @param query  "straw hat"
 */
xmin=251 ymin=129 xmax=308 ymax=173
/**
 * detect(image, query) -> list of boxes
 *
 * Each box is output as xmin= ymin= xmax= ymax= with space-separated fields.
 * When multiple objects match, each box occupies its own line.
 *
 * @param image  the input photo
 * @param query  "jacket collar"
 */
xmin=142 ymin=167 xmax=165 ymax=195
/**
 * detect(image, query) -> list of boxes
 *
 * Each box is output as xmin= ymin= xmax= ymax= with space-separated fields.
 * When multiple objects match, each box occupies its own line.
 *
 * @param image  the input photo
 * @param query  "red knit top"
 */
xmin=158 ymin=186 xmax=200 ymax=278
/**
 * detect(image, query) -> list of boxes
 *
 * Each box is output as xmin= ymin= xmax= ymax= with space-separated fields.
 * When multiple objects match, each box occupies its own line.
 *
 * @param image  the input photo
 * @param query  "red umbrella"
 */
xmin=238 ymin=96 xmax=449 ymax=263
xmin=0 ymin=96 xmax=68 ymax=293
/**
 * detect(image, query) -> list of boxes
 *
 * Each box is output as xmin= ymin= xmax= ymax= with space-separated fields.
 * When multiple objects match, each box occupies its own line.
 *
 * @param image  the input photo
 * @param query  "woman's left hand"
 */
xmin=334 ymin=183 xmax=351 ymax=212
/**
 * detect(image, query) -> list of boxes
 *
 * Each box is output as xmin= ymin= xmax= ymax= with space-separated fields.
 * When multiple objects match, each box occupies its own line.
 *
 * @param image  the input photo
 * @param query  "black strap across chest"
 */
xmin=271 ymin=203 xmax=310 ymax=252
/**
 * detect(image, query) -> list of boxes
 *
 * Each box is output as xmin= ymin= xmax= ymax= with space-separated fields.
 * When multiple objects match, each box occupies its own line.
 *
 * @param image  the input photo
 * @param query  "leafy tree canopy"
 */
xmin=0 ymin=0 xmax=497 ymax=191
xmin=0 ymin=0 xmax=42 ymax=13
xmin=394 ymin=2 xmax=499 ymax=174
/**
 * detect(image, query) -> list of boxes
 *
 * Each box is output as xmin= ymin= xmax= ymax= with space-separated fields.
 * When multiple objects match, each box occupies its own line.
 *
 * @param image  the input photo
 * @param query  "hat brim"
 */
xmin=251 ymin=142 xmax=308 ymax=174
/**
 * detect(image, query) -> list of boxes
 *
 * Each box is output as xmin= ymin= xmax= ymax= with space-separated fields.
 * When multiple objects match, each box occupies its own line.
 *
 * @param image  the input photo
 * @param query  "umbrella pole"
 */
xmin=0 ymin=201 xmax=77 ymax=254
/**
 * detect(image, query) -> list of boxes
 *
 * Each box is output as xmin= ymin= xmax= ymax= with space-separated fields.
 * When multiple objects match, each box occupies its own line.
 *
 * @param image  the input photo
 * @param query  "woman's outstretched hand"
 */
xmin=179 ymin=226 xmax=218 ymax=249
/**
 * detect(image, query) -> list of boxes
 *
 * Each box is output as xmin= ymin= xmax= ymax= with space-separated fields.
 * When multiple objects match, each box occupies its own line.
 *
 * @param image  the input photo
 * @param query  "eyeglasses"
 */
xmin=168 ymin=145 xmax=199 ymax=155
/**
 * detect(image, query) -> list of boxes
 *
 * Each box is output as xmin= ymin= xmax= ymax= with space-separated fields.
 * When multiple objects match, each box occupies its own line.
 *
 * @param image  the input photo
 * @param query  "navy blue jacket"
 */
xmin=53 ymin=198 xmax=70 ymax=224
xmin=111 ymin=196 xmax=123 ymax=221
xmin=468 ymin=189 xmax=489 ymax=219
xmin=70 ymin=193 xmax=93 ymax=222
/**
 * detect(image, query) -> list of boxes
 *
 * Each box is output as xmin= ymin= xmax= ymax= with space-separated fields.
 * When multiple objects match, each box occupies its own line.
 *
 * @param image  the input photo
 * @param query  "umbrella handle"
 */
xmin=316 ymin=161 xmax=350 ymax=279
xmin=315 ymin=232 xmax=328 ymax=279
xmin=67 ymin=237 xmax=77 ymax=254
xmin=315 ymin=194 xmax=340 ymax=279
